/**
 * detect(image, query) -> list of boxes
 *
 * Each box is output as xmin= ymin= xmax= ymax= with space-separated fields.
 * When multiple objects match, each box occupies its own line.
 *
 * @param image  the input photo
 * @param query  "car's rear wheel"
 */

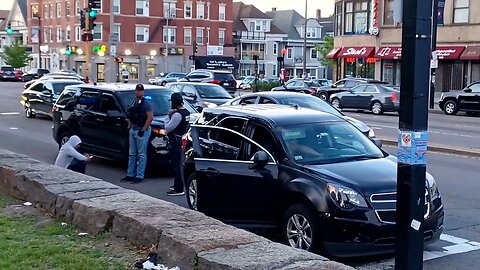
xmin=186 ymin=173 xmax=198 ymax=210
xmin=24 ymin=103 xmax=36 ymax=118
xmin=282 ymin=204 xmax=320 ymax=252
xmin=444 ymin=100 xmax=458 ymax=115
xmin=371 ymin=101 xmax=383 ymax=115
xmin=317 ymin=92 xmax=329 ymax=101
xmin=161 ymin=81 xmax=167 ymax=86
xmin=331 ymin=98 xmax=341 ymax=109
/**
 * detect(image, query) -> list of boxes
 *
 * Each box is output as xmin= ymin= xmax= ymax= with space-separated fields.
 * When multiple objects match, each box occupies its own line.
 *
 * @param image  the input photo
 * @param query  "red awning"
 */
xmin=375 ymin=47 xmax=402 ymax=59
xmin=326 ymin=48 xmax=341 ymax=59
xmin=337 ymin=47 xmax=375 ymax=58
xmin=434 ymin=46 xmax=465 ymax=60
xmin=460 ymin=46 xmax=480 ymax=60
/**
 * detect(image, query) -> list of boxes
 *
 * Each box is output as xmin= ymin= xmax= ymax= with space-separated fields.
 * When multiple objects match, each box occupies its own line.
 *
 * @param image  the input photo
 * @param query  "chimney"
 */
xmin=272 ymin=7 xmax=277 ymax=11
xmin=316 ymin=9 xmax=322 ymax=20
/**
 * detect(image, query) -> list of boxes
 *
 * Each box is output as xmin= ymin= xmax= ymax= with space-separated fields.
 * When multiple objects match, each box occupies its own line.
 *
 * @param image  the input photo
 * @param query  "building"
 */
xmin=266 ymin=8 xmax=326 ymax=80
xmin=26 ymin=0 xmax=235 ymax=82
xmin=329 ymin=0 xmax=480 ymax=92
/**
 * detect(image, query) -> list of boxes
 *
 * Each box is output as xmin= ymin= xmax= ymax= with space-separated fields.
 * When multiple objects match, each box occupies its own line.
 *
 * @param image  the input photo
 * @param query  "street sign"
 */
xmin=430 ymin=59 xmax=438 ymax=69
xmin=110 ymin=45 xmax=116 ymax=56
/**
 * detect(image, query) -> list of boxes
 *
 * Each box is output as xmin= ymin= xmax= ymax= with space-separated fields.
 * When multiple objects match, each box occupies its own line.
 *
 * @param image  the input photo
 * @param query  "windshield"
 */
xmin=304 ymin=81 xmax=321 ymax=87
xmin=276 ymin=96 xmax=343 ymax=117
xmin=196 ymin=84 xmax=232 ymax=98
xmin=1 ymin=66 xmax=13 ymax=71
xmin=118 ymin=90 xmax=197 ymax=116
xmin=52 ymin=82 xmax=84 ymax=95
xmin=278 ymin=122 xmax=384 ymax=165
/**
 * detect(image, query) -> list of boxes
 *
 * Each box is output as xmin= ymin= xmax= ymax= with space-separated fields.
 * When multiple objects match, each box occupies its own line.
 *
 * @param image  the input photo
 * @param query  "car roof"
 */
xmin=192 ymin=69 xmax=232 ymax=73
xmin=170 ymin=82 xmax=220 ymax=86
xmin=74 ymin=83 xmax=169 ymax=92
xmin=41 ymin=79 xmax=85 ymax=83
xmin=204 ymin=104 xmax=342 ymax=126
xmin=235 ymin=91 xmax=311 ymax=99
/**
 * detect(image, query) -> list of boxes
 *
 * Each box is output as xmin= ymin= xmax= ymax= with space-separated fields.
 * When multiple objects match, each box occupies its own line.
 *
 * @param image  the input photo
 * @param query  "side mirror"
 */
xmin=249 ymin=150 xmax=269 ymax=170
xmin=106 ymin=110 xmax=124 ymax=118
xmin=464 ymin=88 xmax=472 ymax=93
xmin=372 ymin=138 xmax=383 ymax=148
xmin=331 ymin=84 xmax=337 ymax=88
xmin=185 ymin=92 xmax=197 ymax=98
xmin=194 ymin=106 xmax=203 ymax=113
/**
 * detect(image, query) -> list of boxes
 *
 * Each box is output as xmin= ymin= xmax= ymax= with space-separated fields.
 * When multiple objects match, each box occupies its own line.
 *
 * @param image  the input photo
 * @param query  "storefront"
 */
xmin=194 ymin=56 xmax=239 ymax=71
xmin=434 ymin=46 xmax=465 ymax=92
xmin=460 ymin=46 xmax=480 ymax=84
xmin=336 ymin=47 xmax=376 ymax=79
xmin=375 ymin=46 xmax=402 ymax=86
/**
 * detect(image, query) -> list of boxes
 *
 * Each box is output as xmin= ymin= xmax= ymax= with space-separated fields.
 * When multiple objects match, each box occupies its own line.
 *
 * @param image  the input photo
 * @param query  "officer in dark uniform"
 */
xmin=165 ymin=93 xmax=190 ymax=195
xmin=121 ymin=84 xmax=153 ymax=183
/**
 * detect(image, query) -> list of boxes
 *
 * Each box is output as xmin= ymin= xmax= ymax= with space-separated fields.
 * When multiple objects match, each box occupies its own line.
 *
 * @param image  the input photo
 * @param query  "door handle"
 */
xmin=200 ymin=167 xmax=220 ymax=176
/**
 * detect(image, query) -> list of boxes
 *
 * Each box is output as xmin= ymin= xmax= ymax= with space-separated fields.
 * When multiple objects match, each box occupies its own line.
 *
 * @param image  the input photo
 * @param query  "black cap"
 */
xmin=170 ymin=92 xmax=183 ymax=102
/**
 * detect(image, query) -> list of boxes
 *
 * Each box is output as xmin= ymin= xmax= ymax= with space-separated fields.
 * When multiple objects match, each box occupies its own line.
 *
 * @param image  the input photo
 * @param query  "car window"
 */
xmin=1 ymin=66 xmax=13 ymax=71
xmin=334 ymin=80 xmax=346 ymax=87
xmin=119 ymin=89 xmax=197 ymax=116
xmin=468 ymin=83 xmax=480 ymax=93
xmin=188 ymin=73 xmax=209 ymax=79
xmin=196 ymin=84 xmax=231 ymax=98
xmin=351 ymin=85 xmax=366 ymax=93
xmin=260 ymin=97 xmax=276 ymax=104
xmin=249 ymin=124 xmax=278 ymax=160
xmin=197 ymin=127 xmax=241 ymax=160
xmin=294 ymin=81 xmax=304 ymax=87
xmin=364 ymin=85 xmax=378 ymax=93
xmin=30 ymin=82 xmax=44 ymax=92
xmin=345 ymin=80 xmax=359 ymax=88
xmin=182 ymin=85 xmax=197 ymax=97
xmin=55 ymin=89 xmax=77 ymax=106
xmin=99 ymin=94 xmax=121 ymax=113
xmin=216 ymin=117 xmax=247 ymax=133
xmin=240 ymin=97 xmax=257 ymax=104
xmin=169 ymin=84 xmax=182 ymax=92
xmin=213 ymin=73 xmax=235 ymax=81
xmin=51 ymin=81 xmax=84 ymax=95
xmin=228 ymin=98 xmax=241 ymax=105
xmin=76 ymin=91 xmax=101 ymax=112
xmin=285 ymin=81 xmax=296 ymax=87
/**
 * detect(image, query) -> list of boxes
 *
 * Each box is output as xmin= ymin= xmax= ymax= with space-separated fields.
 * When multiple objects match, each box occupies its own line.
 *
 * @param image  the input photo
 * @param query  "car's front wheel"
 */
xmin=371 ymin=101 xmax=384 ymax=115
xmin=282 ymin=204 xmax=320 ymax=252
xmin=186 ymin=173 xmax=198 ymax=210
xmin=161 ymin=81 xmax=167 ymax=86
xmin=331 ymin=98 xmax=341 ymax=109
xmin=317 ymin=92 xmax=329 ymax=101
xmin=444 ymin=100 xmax=458 ymax=115
xmin=24 ymin=103 xmax=36 ymax=118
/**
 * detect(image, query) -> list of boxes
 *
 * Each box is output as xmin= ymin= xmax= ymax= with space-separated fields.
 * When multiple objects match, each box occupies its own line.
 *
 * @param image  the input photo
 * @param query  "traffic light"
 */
xmin=193 ymin=42 xmax=198 ymax=55
xmin=87 ymin=0 xmax=98 ymax=31
xmin=81 ymin=33 xmax=93 ymax=42
xmin=113 ymin=57 xmax=123 ymax=63
xmin=65 ymin=46 xmax=72 ymax=56
xmin=80 ymin=10 xmax=86 ymax=30
xmin=6 ymin=23 xmax=13 ymax=35
xmin=88 ymin=0 xmax=99 ymax=10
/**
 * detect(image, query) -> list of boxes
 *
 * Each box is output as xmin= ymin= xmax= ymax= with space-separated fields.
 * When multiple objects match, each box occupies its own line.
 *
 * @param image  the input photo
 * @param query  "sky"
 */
xmin=3 ymin=0 xmax=14 ymax=10
xmin=237 ymin=0 xmax=335 ymax=18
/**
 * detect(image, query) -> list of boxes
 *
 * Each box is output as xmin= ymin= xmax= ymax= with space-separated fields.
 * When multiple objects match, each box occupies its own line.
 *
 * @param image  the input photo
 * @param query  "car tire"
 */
xmin=282 ymin=204 xmax=321 ymax=252
xmin=24 ymin=103 xmax=36 ymax=118
xmin=58 ymin=131 xmax=72 ymax=149
xmin=443 ymin=100 xmax=458 ymax=115
xmin=186 ymin=172 xmax=198 ymax=211
xmin=161 ymin=81 xmax=167 ymax=86
xmin=331 ymin=98 xmax=341 ymax=109
xmin=317 ymin=92 xmax=329 ymax=101
xmin=371 ymin=101 xmax=384 ymax=115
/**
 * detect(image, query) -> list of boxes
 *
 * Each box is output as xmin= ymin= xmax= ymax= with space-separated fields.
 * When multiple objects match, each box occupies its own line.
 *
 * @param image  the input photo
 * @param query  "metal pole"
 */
xmin=108 ymin=0 xmax=115 ymax=82
xmin=395 ymin=0 xmax=433 ymax=268
xmin=85 ymin=8 xmax=90 ymax=83
xmin=165 ymin=5 xmax=169 ymax=73
xmin=38 ymin=16 xmax=42 ymax=69
xmin=302 ymin=0 xmax=308 ymax=79
xmin=430 ymin=0 xmax=439 ymax=109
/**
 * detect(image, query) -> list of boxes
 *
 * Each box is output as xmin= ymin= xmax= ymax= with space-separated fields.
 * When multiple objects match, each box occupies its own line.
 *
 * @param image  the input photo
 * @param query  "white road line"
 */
xmin=0 ymin=112 xmax=19 ymax=115
xmin=9 ymin=127 xmax=18 ymax=130
xmin=370 ymin=124 xmax=475 ymax=138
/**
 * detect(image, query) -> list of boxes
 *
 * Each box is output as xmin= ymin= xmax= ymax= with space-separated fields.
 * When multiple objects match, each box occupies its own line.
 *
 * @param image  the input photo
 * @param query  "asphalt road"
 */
xmin=1 ymin=82 xmax=480 ymax=268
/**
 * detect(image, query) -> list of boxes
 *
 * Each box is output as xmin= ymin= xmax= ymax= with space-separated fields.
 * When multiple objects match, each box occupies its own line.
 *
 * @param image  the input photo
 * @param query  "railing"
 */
xmin=240 ymin=51 xmax=265 ymax=60
xmin=233 ymin=31 xmax=266 ymax=40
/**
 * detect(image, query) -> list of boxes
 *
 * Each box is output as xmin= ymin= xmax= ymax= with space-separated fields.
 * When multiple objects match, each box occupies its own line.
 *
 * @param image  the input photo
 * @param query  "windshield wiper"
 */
xmin=341 ymin=155 xmax=381 ymax=162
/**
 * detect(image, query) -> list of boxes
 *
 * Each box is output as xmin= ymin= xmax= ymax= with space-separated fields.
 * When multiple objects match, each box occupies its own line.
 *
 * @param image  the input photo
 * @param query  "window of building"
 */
xmin=196 ymin=28 xmax=204 ymax=44
xmin=219 ymin=29 xmax=225 ymax=45
xmin=307 ymin=27 xmax=317 ymax=38
xmin=136 ymin=26 xmax=149 ymax=42
xmin=75 ymin=25 xmax=81 ymax=41
xmin=163 ymin=28 xmax=176 ymax=44
xmin=384 ymin=0 xmax=394 ymax=25
xmin=197 ymin=2 xmax=204 ymax=19
xmin=111 ymin=24 xmax=120 ymax=42
xmin=31 ymin=4 xmax=39 ymax=18
xmin=453 ymin=0 xmax=469 ymax=23
xmin=345 ymin=2 xmax=353 ymax=33
xmin=75 ymin=0 xmax=80 ymax=15
xmin=273 ymin=64 xmax=277 ymax=76
xmin=66 ymin=25 xmax=71 ymax=41
xmin=310 ymin=48 xmax=317 ymax=59
xmin=113 ymin=0 xmax=120 ymax=13
xmin=206 ymin=2 xmax=210 ymax=19
xmin=344 ymin=1 xmax=369 ymax=34
xmin=184 ymin=28 xmax=192 ymax=44
xmin=43 ymin=4 xmax=48 ymax=18
xmin=287 ymin=48 xmax=292 ymax=59
xmin=93 ymin=24 xmax=102 ymax=40
xmin=206 ymin=28 xmax=210 ymax=44
xmin=49 ymin=3 xmax=53 ymax=18
xmin=56 ymin=2 xmax=62 ymax=17
xmin=219 ymin=4 xmax=226 ymax=21
xmin=136 ymin=0 xmax=149 ymax=16
xmin=66 ymin=1 xmax=71 ymax=16
xmin=164 ymin=2 xmax=176 ymax=18
xmin=184 ymin=2 xmax=192 ymax=18
xmin=49 ymin=27 xmax=53 ymax=42
xmin=335 ymin=3 xmax=342 ymax=35
xmin=273 ymin=43 xmax=278 ymax=55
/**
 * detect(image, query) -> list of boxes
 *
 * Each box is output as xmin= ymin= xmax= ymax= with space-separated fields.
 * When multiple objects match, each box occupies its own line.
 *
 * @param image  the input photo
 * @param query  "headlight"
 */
xmin=327 ymin=184 xmax=368 ymax=209
xmin=204 ymin=102 xmax=217 ymax=108
xmin=439 ymin=93 xmax=445 ymax=101
xmin=426 ymin=174 xmax=440 ymax=199
xmin=368 ymin=128 xmax=376 ymax=138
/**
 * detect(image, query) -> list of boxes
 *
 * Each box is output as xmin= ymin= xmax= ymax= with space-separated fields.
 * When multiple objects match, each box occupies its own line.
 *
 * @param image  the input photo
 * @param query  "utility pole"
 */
xmin=85 ymin=10 xmax=90 ymax=83
xmin=37 ymin=15 xmax=42 ymax=69
xmin=430 ymin=0 xmax=439 ymax=109
xmin=302 ymin=0 xmax=308 ymax=79
xmin=395 ymin=0 xmax=433 ymax=269
xmin=165 ymin=4 xmax=170 ymax=73
xmin=108 ymin=0 xmax=115 ymax=82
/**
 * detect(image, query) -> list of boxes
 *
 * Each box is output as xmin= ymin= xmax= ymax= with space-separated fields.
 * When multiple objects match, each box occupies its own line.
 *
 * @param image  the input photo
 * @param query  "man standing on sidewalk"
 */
xmin=165 ymin=93 xmax=190 ymax=195
xmin=121 ymin=84 xmax=153 ymax=183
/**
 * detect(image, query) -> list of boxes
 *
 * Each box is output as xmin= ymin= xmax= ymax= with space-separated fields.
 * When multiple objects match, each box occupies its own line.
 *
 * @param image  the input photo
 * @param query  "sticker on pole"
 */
xmin=398 ymin=131 xmax=428 ymax=165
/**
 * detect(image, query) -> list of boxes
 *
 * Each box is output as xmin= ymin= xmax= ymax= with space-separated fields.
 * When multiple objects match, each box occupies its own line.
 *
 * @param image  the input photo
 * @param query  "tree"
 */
xmin=315 ymin=35 xmax=335 ymax=68
xmin=0 ymin=39 xmax=31 ymax=68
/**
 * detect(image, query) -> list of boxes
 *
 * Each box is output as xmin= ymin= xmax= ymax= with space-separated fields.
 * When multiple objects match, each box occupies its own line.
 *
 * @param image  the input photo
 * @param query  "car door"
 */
xmin=72 ymin=91 xmax=102 ymax=151
xmin=459 ymin=83 xmax=480 ymax=111
xmin=471 ymin=83 xmax=480 ymax=111
xmin=26 ymin=82 xmax=45 ymax=113
xmin=342 ymin=85 xmax=366 ymax=108
xmin=38 ymin=82 xmax=55 ymax=114
xmin=357 ymin=85 xmax=379 ymax=109
xmin=191 ymin=125 xmax=278 ymax=221
xmin=95 ymin=93 xmax=129 ymax=155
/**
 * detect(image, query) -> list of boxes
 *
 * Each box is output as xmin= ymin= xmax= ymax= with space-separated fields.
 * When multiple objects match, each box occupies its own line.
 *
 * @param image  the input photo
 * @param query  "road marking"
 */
xmin=355 ymin=233 xmax=480 ymax=269
xmin=0 ymin=112 xmax=19 ymax=116
xmin=370 ymin=124 xmax=475 ymax=138
xmin=9 ymin=127 xmax=18 ymax=130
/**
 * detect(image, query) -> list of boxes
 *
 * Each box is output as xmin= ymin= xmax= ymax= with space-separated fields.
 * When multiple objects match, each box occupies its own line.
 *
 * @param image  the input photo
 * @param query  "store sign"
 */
xmin=205 ymin=60 xmax=235 ymax=69
xmin=376 ymin=47 xmax=403 ymax=59
xmin=436 ymin=48 xmax=461 ymax=59
xmin=207 ymin=45 xmax=224 ymax=56
xmin=369 ymin=0 xmax=380 ymax=35
xmin=343 ymin=47 xmax=368 ymax=56
xmin=160 ymin=47 xmax=184 ymax=55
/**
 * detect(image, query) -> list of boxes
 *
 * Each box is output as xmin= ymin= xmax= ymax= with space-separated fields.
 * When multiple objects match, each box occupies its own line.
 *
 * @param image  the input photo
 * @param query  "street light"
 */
xmin=124 ymin=49 xmax=132 ymax=56
xmin=77 ymin=48 xmax=84 ymax=55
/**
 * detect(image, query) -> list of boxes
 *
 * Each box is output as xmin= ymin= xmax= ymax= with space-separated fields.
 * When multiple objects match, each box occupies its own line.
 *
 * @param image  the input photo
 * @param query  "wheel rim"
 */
xmin=372 ymin=102 xmax=382 ymax=114
xmin=332 ymin=99 xmax=340 ymax=108
xmin=188 ymin=178 xmax=198 ymax=210
xmin=286 ymin=214 xmax=312 ymax=250
xmin=320 ymin=93 xmax=328 ymax=100
xmin=61 ymin=136 xmax=70 ymax=146
xmin=25 ymin=105 xmax=31 ymax=117
xmin=445 ymin=102 xmax=455 ymax=114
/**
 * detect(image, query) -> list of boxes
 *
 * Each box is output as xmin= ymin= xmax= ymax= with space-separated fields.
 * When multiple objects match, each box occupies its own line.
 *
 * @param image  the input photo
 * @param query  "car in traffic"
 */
xmin=168 ymin=82 xmax=233 ymax=110
xmin=51 ymin=70 xmax=84 ymax=81
xmin=51 ymin=84 xmax=198 ymax=168
xmin=22 ymin=68 xmax=50 ymax=82
xmin=237 ymin=76 xmax=255 ymax=89
xmin=24 ymin=74 xmax=82 ymax=89
xmin=312 ymin=78 xmax=332 ymax=87
xmin=182 ymin=104 xmax=444 ymax=256
xmin=13 ymin=70 xmax=23 ymax=81
xmin=149 ymin=72 xmax=187 ymax=86
xmin=224 ymin=91 xmax=374 ymax=138
xmin=438 ymin=82 xmax=480 ymax=116
xmin=271 ymin=79 xmax=322 ymax=96
xmin=317 ymin=78 xmax=390 ymax=101
xmin=0 ymin=65 xmax=16 ymax=81
xmin=330 ymin=84 xmax=400 ymax=115
xmin=20 ymin=79 xmax=85 ymax=118
xmin=181 ymin=69 xmax=237 ymax=95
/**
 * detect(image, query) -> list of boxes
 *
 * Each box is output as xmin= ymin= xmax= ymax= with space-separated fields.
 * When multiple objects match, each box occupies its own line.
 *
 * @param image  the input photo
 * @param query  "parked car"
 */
xmin=51 ymin=84 xmax=198 ymax=168
xmin=312 ymin=78 xmax=332 ymax=87
xmin=317 ymin=78 xmax=390 ymax=101
xmin=330 ymin=84 xmax=400 ymax=115
xmin=24 ymin=74 xmax=81 ymax=89
xmin=182 ymin=104 xmax=443 ymax=256
xmin=168 ymin=82 xmax=233 ymax=110
xmin=261 ymin=76 xmax=280 ymax=84
xmin=0 ymin=65 xmax=16 ymax=81
xmin=149 ymin=72 xmax=187 ymax=86
xmin=181 ymin=69 xmax=237 ymax=95
xmin=13 ymin=70 xmax=23 ymax=81
xmin=22 ymin=68 xmax=50 ymax=82
xmin=51 ymin=70 xmax=84 ymax=81
xmin=439 ymin=82 xmax=480 ymax=116
xmin=238 ymin=76 xmax=255 ymax=89
xmin=224 ymin=91 xmax=375 ymax=138
xmin=21 ymin=79 xmax=85 ymax=118
xmin=271 ymin=79 xmax=321 ymax=96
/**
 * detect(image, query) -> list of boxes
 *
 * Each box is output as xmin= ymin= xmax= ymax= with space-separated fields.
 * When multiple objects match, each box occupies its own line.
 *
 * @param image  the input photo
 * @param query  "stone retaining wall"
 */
xmin=0 ymin=149 xmax=353 ymax=270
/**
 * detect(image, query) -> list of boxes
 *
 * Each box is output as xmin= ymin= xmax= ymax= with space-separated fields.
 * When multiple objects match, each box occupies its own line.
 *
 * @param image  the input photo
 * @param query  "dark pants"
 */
xmin=170 ymin=139 xmax=183 ymax=192
xmin=67 ymin=159 xmax=86 ymax=174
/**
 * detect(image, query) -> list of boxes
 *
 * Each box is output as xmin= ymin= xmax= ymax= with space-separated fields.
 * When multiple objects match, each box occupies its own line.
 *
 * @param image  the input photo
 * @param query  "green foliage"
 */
xmin=0 ymin=39 xmax=31 ymax=68
xmin=251 ymin=81 xmax=281 ymax=92
xmin=315 ymin=35 xmax=335 ymax=68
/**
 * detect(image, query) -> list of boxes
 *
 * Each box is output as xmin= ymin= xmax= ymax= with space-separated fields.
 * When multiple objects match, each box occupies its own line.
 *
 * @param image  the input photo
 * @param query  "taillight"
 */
xmin=309 ymin=88 xmax=317 ymax=94
xmin=0 ymin=70 xmax=4 ymax=74
xmin=51 ymin=106 xmax=57 ymax=113
xmin=391 ymin=92 xmax=398 ymax=102
xmin=210 ymin=80 xmax=222 ymax=85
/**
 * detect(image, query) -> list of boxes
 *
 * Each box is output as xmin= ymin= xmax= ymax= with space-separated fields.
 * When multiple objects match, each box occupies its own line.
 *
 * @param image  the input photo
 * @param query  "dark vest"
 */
xmin=127 ymin=97 xmax=149 ymax=127
xmin=171 ymin=108 xmax=191 ymax=139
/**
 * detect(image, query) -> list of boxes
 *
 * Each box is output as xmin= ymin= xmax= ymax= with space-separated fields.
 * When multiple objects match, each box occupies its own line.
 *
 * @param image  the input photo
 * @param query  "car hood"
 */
xmin=151 ymin=113 xmax=200 ymax=127
xmin=203 ymin=97 xmax=232 ymax=105
xmin=442 ymin=90 xmax=465 ymax=97
xmin=304 ymin=155 xmax=399 ymax=195
xmin=342 ymin=116 xmax=370 ymax=133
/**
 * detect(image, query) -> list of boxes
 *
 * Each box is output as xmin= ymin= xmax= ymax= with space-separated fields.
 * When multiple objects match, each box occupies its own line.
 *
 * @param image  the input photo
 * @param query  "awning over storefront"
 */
xmin=194 ymin=56 xmax=239 ymax=70
xmin=375 ymin=47 xmax=402 ymax=59
xmin=434 ymin=46 xmax=465 ymax=59
xmin=326 ymin=48 xmax=341 ymax=59
xmin=337 ymin=47 xmax=375 ymax=58
xmin=460 ymin=46 xmax=480 ymax=60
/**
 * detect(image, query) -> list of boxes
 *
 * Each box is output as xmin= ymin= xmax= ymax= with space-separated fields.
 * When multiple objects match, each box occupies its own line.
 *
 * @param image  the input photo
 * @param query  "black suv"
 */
xmin=182 ymin=104 xmax=443 ymax=256
xmin=181 ymin=69 xmax=237 ymax=95
xmin=0 ymin=65 xmax=15 ymax=81
xmin=439 ymin=81 xmax=480 ymax=116
xmin=317 ymin=78 xmax=390 ymax=101
xmin=52 ymin=84 xmax=198 ymax=167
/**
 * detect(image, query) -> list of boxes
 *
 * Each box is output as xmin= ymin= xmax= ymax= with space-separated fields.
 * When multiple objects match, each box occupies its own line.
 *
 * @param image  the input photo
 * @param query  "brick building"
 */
xmin=26 ymin=0 xmax=234 ymax=82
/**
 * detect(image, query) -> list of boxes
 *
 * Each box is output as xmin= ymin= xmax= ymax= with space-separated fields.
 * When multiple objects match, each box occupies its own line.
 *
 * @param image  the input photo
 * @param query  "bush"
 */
xmin=250 ymin=81 xmax=281 ymax=91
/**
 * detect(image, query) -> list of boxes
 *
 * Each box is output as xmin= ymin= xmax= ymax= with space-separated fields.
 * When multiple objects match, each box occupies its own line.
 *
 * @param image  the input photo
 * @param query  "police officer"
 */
xmin=165 ymin=93 xmax=190 ymax=195
xmin=121 ymin=84 xmax=153 ymax=183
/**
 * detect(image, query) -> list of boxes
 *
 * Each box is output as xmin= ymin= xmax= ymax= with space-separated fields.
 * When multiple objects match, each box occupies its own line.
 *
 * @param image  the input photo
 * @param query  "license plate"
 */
xmin=223 ymin=83 xmax=229 ymax=86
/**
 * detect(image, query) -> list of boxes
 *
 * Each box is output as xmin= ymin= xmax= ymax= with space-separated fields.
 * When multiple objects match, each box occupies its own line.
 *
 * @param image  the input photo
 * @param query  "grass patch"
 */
xmin=0 ymin=194 xmax=137 ymax=270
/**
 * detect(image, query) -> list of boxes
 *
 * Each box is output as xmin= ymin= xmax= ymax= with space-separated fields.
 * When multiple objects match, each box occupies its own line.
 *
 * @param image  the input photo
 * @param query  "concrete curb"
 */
xmin=0 ymin=149 xmax=353 ymax=270
xmin=380 ymin=138 xmax=480 ymax=158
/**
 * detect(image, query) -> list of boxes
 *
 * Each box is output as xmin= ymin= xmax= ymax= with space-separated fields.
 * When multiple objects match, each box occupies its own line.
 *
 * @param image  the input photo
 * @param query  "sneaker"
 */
xmin=166 ymin=190 xmax=185 ymax=196
xmin=120 ymin=176 xmax=134 ymax=182
xmin=169 ymin=185 xmax=174 ymax=191
xmin=130 ymin=177 xmax=144 ymax=184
